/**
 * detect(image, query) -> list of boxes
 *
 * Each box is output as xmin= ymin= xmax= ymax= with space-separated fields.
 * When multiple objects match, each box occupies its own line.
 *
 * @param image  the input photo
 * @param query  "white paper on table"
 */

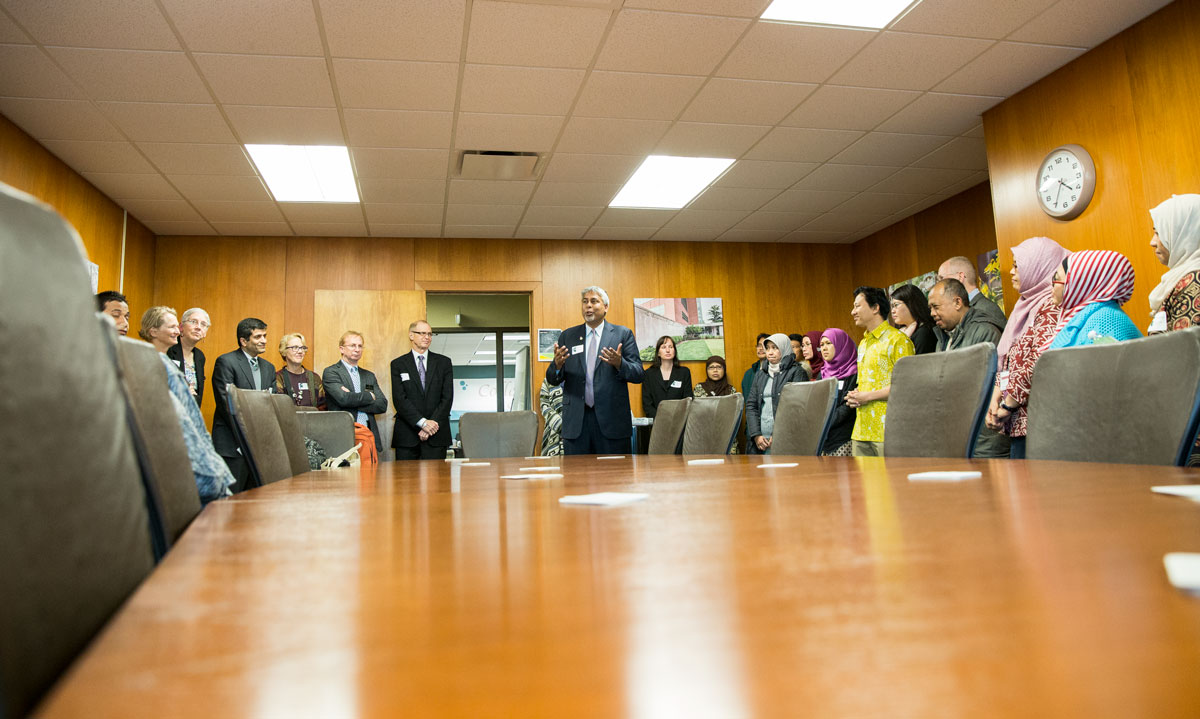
xmin=597 ymin=455 xmax=625 ymax=460
xmin=1164 ymin=553 xmax=1200 ymax=592
xmin=502 ymin=473 xmax=564 ymax=480
xmin=687 ymin=458 xmax=725 ymax=466
xmin=907 ymin=471 xmax=982 ymax=481
xmin=445 ymin=457 xmax=470 ymax=463
xmin=559 ymin=492 xmax=648 ymax=506
xmin=757 ymin=462 xmax=798 ymax=469
xmin=524 ymin=456 xmax=554 ymax=460
xmin=518 ymin=466 xmax=561 ymax=472
xmin=460 ymin=462 xmax=491 ymax=467
xmin=1152 ymin=485 xmax=1200 ymax=501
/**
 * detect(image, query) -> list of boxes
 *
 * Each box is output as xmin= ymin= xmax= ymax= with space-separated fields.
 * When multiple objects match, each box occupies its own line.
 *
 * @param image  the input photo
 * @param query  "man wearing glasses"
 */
xmin=323 ymin=331 xmax=389 ymax=457
xmin=390 ymin=320 xmax=454 ymax=460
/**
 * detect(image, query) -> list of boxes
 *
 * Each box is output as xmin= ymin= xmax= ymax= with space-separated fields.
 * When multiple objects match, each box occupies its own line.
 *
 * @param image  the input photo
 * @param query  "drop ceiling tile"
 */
xmin=828 ymin=32 xmax=993 ymax=91
xmin=782 ymin=85 xmax=920 ymax=131
xmin=147 ymin=220 xmax=215 ymax=235
xmin=940 ymin=169 xmax=989 ymax=196
xmin=934 ymin=42 xmax=1087 ymax=97
xmin=715 ymin=160 xmax=817 ymax=189
xmin=652 ymin=228 xmax=722 ymax=241
xmin=662 ymin=209 xmax=748 ymax=231
xmin=521 ymin=205 xmax=604 ymax=226
xmin=733 ymin=211 xmax=820 ymax=231
xmin=47 ymin=48 xmax=209 ymax=103
xmin=890 ymin=0 xmax=1058 ymax=40
xmin=194 ymin=54 xmax=334 ymax=107
xmin=654 ymin=122 xmax=770 ymax=157
xmin=681 ymin=78 xmax=816 ymax=125
xmin=364 ymin=203 xmax=445 ymax=224
xmin=573 ymin=71 xmax=705 ymax=121
xmin=0 ymin=44 xmax=85 ymax=99
xmin=745 ymin=127 xmax=863 ymax=163
xmin=833 ymin=192 xmax=928 ymax=216
xmin=343 ymin=109 xmax=453 ymax=148
xmin=717 ymin=23 xmax=875 ymax=83
xmin=368 ymin=223 xmax=442 ymax=237
xmin=792 ymin=164 xmax=899 ymax=192
xmin=963 ymin=124 xmax=985 ymax=138
xmin=760 ymin=188 xmax=856 ymax=213
xmin=2 ymin=0 xmax=180 ymax=50
xmin=359 ymin=179 xmax=447 ymax=204
xmin=802 ymin=213 xmax=887 ymax=233
xmin=455 ymin=113 xmax=565 ymax=152
xmin=212 ymin=221 xmax=293 ymax=235
xmin=1009 ymin=0 xmax=1172 ymax=47
xmin=167 ymin=174 xmax=271 ymax=202
xmin=718 ymin=228 xmax=786 ymax=242
xmin=320 ymin=0 xmax=466 ymax=62
xmin=81 ymin=172 xmax=180 ymax=200
xmin=875 ymin=92 xmax=1002 ymax=136
xmin=0 ymin=11 xmax=29 ymax=42
xmin=352 ymin=148 xmax=450 ymax=179
xmin=466 ymin=1 xmax=611 ymax=68
xmin=288 ymin=221 xmax=369 ymax=237
xmin=445 ymin=204 xmax=525 ymax=225
xmin=531 ymin=182 xmax=621 ymax=206
xmin=866 ymin=167 xmax=975 ymax=194
xmin=120 ymin=198 xmax=204 ymax=223
xmin=584 ymin=226 xmax=660 ymax=240
xmin=556 ymin=117 xmax=671 ymax=155
xmin=223 ymin=105 xmax=345 ymax=145
xmin=333 ymin=59 xmax=458 ymax=111
xmin=41 ymin=140 xmax=155 ymax=173
xmin=137 ymin=142 xmax=254 ymax=174
xmin=98 ymin=102 xmax=235 ymax=143
xmin=687 ymin=186 xmax=778 ymax=211
xmin=913 ymin=137 xmax=988 ymax=170
xmin=830 ymin=132 xmax=952 ymax=167
xmin=460 ymin=65 xmax=585 ymax=116
xmin=593 ymin=208 xmax=675 ymax=228
xmin=515 ymin=225 xmax=588 ymax=240
xmin=541 ymin=153 xmax=643 ymax=183
xmin=780 ymin=229 xmax=852 ymax=243
xmin=159 ymin=0 xmax=324 ymax=55
xmin=195 ymin=200 xmax=284 ymax=222
xmin=624 ymin=0 xmax=770 ymax=15
xmin=278 ymin=202 xmax=362 ymax=223
xmin=0 ymin=98 xmax=123 ymax=141
xmin=447 ymin=180 xmax=535 ymax=205
xmin=596 ymin=9 xmax=749 ymax=75
xmin=444 ymin=224 xmax=516 ymax=238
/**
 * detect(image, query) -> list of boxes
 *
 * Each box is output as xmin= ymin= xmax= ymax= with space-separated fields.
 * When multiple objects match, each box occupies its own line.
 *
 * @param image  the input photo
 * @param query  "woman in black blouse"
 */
xmin=641 ymin=335 xmax=692 ymax=418
xmin=889 ymin=283 xmax=938 ymax=355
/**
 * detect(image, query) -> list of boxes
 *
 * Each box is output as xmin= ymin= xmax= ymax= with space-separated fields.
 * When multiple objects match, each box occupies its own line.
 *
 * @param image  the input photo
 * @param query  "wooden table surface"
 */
xmin=39 ymin=456 xmax=1200 ymax=718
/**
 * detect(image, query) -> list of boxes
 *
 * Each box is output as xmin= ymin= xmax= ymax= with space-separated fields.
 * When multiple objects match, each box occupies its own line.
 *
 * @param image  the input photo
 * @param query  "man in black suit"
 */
xmin=211 ymin=317 xmax=275 ymax=492
xmin=547 ymin=285 xmax=643 ymax=455
xmin=390 ymin=320 xmax=454 ymax=460
xmin=323 ymin=331 xmax=389 ymax=454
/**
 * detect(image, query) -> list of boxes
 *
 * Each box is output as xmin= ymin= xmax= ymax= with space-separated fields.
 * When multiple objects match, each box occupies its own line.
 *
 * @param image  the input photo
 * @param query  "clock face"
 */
xmin=1037 ymin=144 xmax=1096 ymax=220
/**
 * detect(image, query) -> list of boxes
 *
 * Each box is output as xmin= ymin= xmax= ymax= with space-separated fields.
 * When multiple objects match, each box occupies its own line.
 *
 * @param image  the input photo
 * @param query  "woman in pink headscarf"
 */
xmin=984 ymin=237 xmax=1070 ymax=459
xmin=818 ymin=328 xmax=858 ymax=456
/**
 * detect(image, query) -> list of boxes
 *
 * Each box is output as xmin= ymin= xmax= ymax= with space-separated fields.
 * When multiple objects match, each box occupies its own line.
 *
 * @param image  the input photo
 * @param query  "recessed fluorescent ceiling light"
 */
xmin=761 ymin=0 xmax=914 ymax=29
xmin=610 ymin=155 xmax=735 ymax=209
xmin=245 ymin=144 xmax=359 ymax=202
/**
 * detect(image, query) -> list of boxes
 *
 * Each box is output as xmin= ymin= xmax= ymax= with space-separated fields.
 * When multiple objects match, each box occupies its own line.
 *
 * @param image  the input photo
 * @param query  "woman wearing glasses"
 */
xmin=273 ymin=333 xmax=327 ymax=409
xmin=166 ymin=307 xmax=210 ymax=405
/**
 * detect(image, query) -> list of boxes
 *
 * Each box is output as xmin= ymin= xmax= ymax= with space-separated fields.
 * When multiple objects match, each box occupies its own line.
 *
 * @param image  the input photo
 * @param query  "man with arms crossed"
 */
xmin=324 ymin=331 xmax=389 ymax=456
xmin=846 ymin=287 xmax=914 ymax=457
xmin=391 ymin=320 xmax=453 ymax=460
xmin=547 ymin=286 xmax=644 ymax=455
xmin=211 ymin=317 xmax=274 ymax=492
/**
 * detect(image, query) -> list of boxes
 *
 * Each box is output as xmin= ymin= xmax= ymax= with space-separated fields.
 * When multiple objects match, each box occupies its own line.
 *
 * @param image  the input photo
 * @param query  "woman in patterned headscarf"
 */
xmin=1148 ymin=194 xmax=1200 ymax=332
xmin=1045 ymin=250 xmax=1142 ymax=349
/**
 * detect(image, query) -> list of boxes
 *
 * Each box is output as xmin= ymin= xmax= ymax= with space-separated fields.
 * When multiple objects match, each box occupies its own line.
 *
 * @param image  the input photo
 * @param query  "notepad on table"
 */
xmin=907 ymin=471 xmax=982 ymax=481
xmin=1152 ymin=485 xmax=1200 ymax=500
xmin=559 ymin=492 xmax=648 ymax=506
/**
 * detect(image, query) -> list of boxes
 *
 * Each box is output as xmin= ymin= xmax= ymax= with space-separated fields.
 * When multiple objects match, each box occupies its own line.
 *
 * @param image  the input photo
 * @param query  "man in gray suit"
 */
xmin=323 ymin=330 xmax=389 ymax=454
xmin=211 ymin=317 xmax=275 ymax=492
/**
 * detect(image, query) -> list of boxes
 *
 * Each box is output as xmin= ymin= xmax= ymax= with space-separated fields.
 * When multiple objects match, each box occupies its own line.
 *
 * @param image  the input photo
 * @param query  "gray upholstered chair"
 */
xmin=459 ymin=411 xmax=539 ymax=458
xmin=229 ymin=387 xmax=295 ymax=487
xmin=270 ymin=393 xmax=312 ymax=476
xmin=298 ymin=410 xmax=357 ymax=458
xmin=681 ymin=393 xmax=744 ymax=454
xmin=884 ymin=342 xmax=997 ymax=458
xmin=1026 ymin=327 xmax=1200 ymax=465
xmin=0 ymin=183 xmax=156 ymax=719
xmin=770 ymin=378 xmax=839 ymax=456
xmin=113 ymin=334 xmax=203 ymax=545
xmin=648 ymin=397 xmax=691 ymax=454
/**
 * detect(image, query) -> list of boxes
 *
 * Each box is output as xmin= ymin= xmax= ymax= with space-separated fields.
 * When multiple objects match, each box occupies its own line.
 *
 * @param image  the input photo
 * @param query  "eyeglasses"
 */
xmin=183 ymin=318 xmax=210 ymax=328
xmin=411 ymin=331 xmax=435 ymax=337
xmin=286 ymin=345 xmax=308 ymax=352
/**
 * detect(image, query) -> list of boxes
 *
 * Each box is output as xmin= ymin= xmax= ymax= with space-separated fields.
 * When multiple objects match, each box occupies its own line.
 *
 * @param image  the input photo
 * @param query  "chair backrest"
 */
xmin=770 ymin=378 xmax=839 ymax=456
xmin=1026 ymin=328 xmax=1200 ymax=465
xmin=298 ymin=410 xmax=357 ymax=458
xmin=229 ymin=387 xmax=294 ymax=486
xmin=460 ymin=411 xmax=539 ymax=458
xmin=648 ymin=398 xmax=692 ymax=454
xmin=884 ymin=342 xmax=997 ymax=458
xmin=682 ymin=393 xmax=744 ymax=454
xmin=0 ymin=182 xmax=156 ymax=719
xmin=270 ymin=394 xmax=312 ymax=476
xmin=113 ymin=336 xmax=202 ymax=545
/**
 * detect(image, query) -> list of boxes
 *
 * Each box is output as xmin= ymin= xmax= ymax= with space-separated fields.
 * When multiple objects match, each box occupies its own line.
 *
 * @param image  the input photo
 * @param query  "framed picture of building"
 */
xmin=633 ymin=297 xmax=725 ymax=362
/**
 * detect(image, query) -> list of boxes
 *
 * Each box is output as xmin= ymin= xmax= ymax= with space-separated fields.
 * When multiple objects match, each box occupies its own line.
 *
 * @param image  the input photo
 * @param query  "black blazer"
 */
xmin=910 ymin=324 xmax=937 ymax=355
xmin=165 ymin=343 xmax=206 ymax=406
xmin=210 ymin=349 xmax=276 ymax=457
xmin=641 ymin=364 xmax=693 ymax=417
xmin=323 ymin=361 xmax=389 ymax=452
xmin=390 ymin=351 xmax=454 ymax=449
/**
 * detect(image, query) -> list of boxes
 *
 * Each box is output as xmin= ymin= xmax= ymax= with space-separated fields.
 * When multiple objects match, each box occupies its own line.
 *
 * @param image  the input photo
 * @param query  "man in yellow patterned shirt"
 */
xmin=846 ymin=286 xmax=915 ymax=456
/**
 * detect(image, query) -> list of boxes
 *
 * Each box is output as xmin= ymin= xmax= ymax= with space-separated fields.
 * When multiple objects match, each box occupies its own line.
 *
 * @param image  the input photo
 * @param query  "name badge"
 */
xmin=670 ymin=380 xmax=682 ymax=388
xmin=1149 ymin=310 xmax=1168 ymax=333
xmin=998 ymin=370 xmax=1010 ymax=391
xmin=571 ymin=344 xmax=584 ymax=355
xmin=400 ymin=372 xmax=410 ymax=381
xmin=299 ymin=383 xmax=309 ymax=390
xmin=173 ymin=359 xmax=182 ymax=368
xmin=838 ymin=380 xmax=845 ymax=390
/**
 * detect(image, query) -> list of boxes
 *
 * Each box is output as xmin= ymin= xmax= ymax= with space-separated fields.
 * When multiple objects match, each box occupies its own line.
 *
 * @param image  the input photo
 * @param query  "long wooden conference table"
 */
xmin=39 ymin=455 xmax=1200 ymax=718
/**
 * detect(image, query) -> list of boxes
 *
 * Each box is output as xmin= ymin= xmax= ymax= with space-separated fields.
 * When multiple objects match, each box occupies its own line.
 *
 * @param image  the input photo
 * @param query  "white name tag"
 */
xmin=838 ymin=380 xmax=844 ymax=390
xmin=173 ymin=359 xmax=182 ymax=368
xmin=670 ymin=380 xmax=682 ymax=388
xmin=400 ymin=372 xmax=410 ymax=381
xmin=1149 ymin=310 xmax=1168 ymax=333
xmin=998 ymin=370 xmax=1010 ymax=391
xmin=571 ymin=344 xmax=584 ymax=355
xmin=299 ymin=383 xmax=309 ymax=390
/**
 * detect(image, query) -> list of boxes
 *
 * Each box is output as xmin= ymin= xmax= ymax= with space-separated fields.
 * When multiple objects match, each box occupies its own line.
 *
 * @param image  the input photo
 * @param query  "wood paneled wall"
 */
xmin=0 ymin=113 xmax=155 ymax=314
xmin=983 ymin=0 xmax=1199 ymax=327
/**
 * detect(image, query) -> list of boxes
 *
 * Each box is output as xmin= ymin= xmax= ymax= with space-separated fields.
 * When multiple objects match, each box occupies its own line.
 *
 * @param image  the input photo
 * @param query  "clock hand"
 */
xmin=1038 ymin=177 xmax=1058 ymax=193
xmin=1054 ymin=183 xmax=1063 ymax=206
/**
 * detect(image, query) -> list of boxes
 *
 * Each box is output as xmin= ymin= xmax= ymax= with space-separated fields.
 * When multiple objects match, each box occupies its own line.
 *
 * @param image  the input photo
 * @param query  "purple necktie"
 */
xmin=584 ymin=329 xmax=598 ymax=407
xmin=418 ymin=354 xmax=426 ymax=389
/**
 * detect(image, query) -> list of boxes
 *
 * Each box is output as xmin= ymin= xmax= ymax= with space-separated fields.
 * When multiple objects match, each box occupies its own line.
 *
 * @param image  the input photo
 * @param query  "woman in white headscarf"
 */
xmin=1148 ymin=194 xmax=1200 ymax=332
xmin=745 ymin=332 xmax=808 ymax=454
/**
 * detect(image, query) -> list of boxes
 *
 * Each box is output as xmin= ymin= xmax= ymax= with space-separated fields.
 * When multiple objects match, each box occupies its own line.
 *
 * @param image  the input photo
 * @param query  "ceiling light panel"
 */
xmin=610 ymin=155 xmax=736 ymax=210
xmin=244 ymin=144 xmax=360 ymax=202
xmin=761 ymin=0 xmax=916 ymax=30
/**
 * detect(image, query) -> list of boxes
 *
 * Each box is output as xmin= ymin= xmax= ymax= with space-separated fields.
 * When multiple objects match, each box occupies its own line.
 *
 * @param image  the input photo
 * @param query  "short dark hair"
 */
xmin=236 ymin=317 xmax=267 ymax=342
xmin=854 ymin=286 xmax=888 ymax=318
xmin=935 ymin=278 xmax=970 ymax=304
xmin=96 ymin=290 xmax=126 ymax=311
xmin=788 ymin=333 xmax=803 ymax=343
xmin=889 ymin=283 xmax=934 ymax=328
xmin=756 ymin=332 xmax=770 ymax=343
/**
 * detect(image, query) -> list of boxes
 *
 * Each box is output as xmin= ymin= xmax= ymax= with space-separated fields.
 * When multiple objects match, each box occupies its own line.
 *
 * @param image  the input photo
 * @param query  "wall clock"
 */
xmin=1036 ymin=144 xmax=1096 ymax=220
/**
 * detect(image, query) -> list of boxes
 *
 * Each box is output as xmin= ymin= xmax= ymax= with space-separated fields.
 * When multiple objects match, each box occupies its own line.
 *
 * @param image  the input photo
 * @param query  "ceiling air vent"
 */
xmin=456 ymin=150 xmax=543 ymax=180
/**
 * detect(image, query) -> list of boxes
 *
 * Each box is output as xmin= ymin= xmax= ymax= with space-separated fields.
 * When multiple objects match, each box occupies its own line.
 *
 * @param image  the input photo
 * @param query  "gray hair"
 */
xmin=581 ymin=285 xmax=609 ymax=307
xmin=180 ymin=307 xmax=209 ymax=325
